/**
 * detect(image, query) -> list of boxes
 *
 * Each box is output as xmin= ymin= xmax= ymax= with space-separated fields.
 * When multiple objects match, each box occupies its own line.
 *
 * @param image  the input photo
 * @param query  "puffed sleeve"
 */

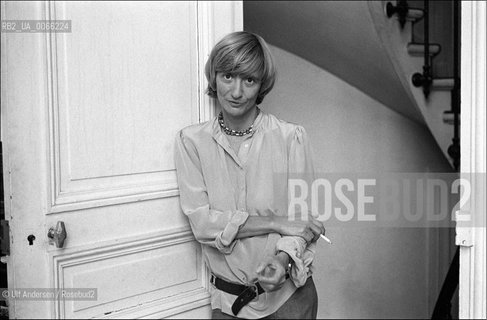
xmin=174 ymin=130 xmax=249 ymax=254
xmin=275 ymin=125 xmax=317 ymax=287
xmin=289 ymin=125 xmax=315 ymax=177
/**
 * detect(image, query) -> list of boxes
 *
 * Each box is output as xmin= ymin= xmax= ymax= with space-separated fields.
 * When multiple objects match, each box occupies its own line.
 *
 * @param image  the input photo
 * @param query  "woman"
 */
xmin=175 ymin=31 xmax=325 ymax=319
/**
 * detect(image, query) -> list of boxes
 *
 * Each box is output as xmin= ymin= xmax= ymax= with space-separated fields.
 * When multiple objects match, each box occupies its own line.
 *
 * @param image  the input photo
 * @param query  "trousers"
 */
xmin=211 ymin=277 xmax=318 ymax=319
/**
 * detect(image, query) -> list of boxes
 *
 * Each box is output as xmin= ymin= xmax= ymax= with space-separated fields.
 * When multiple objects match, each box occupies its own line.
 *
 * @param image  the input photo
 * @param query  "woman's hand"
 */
xmin=273 ymin=215 xmax=325 ymax=243
xmin=255 ymin=252 xmax=289 ymax=292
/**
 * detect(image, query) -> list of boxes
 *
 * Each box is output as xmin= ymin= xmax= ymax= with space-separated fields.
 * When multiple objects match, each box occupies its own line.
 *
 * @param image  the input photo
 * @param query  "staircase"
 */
xmin=244 ymin=0 xmax=459 ymax=169
xmin=368 ymin=0 xmax=460 ymax=169
xmin=372 ymin=3 xmax=460 ymax=316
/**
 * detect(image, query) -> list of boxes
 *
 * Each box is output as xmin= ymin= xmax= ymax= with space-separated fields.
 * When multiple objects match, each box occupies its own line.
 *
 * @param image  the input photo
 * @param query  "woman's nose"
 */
xmin=230 ymin=79 xmax=243 ymax=99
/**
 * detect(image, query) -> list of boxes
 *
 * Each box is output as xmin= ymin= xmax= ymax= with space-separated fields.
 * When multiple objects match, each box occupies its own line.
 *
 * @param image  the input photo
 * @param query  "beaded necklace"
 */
xmin=218 ymin=112 xmax=254 ymax=136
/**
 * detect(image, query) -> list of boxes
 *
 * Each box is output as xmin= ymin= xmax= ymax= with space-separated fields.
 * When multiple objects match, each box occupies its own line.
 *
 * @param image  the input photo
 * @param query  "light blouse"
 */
xmin=174 ymin=110 xmax=316 ymax=318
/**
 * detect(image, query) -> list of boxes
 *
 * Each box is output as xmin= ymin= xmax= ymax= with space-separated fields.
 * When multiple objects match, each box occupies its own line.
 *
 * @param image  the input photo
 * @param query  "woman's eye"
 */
xmin=245 ymin=78 xmax=255 ymax=85
xmin=223 ymin=74 xmax=232 ymax=80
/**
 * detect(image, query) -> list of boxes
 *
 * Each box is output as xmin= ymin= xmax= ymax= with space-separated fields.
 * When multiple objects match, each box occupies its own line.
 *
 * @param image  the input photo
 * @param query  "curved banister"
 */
xmin=369 ymin=0 xmax=456 ymax=168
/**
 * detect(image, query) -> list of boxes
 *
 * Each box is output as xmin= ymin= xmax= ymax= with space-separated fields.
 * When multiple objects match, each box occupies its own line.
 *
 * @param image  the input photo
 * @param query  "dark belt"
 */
xmin=210 ymin=274 xmax=265 ymax=316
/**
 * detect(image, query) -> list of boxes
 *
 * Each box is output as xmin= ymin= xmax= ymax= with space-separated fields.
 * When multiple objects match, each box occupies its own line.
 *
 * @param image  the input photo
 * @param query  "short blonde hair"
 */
xmin=205 ymin=31 xmax=276 ymax=105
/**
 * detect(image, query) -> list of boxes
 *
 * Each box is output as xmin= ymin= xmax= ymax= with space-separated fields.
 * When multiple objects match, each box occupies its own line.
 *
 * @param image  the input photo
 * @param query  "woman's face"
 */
xmin=215 ymin=72 xmax=261 ymax=120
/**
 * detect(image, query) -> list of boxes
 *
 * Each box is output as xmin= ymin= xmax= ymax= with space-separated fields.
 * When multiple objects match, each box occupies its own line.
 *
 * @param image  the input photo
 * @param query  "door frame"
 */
xmin=458 ymin=1 xmax=486 ymax=319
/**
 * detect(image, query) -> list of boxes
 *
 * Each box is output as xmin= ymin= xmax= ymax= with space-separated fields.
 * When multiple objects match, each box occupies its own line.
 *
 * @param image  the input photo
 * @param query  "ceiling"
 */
xmin=244 ymin=1 xmax=425 ymax=124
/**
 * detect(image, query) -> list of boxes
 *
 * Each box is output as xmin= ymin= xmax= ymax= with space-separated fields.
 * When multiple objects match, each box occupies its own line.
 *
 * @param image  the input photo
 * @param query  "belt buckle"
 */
xmin=231 ymin=284 xmax=258 ymax=316
xmin=249 ymin=283 xmax=259 ymax=301
xmin=210 ymin=274 xmax=216 ymax=287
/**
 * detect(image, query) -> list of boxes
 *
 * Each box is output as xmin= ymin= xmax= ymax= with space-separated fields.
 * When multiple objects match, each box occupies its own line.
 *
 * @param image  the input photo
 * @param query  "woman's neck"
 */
xmin=221 ymin=107 xmax=259 ymax=131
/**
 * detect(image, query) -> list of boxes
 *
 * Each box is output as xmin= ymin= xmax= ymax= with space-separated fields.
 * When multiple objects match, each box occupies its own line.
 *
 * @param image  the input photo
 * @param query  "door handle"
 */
xmin=48 ymin=221 xmax=67 ymax=248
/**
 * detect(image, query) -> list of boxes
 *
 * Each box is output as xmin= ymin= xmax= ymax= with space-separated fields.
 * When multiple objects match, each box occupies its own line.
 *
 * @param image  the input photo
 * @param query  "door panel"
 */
xmin=1 ymin=1 xmax=242 ymax=318
xmin=49 ymin=1 xmax=198 ymax=212
xmin=52 ymin=231 xmax=204 ymax=318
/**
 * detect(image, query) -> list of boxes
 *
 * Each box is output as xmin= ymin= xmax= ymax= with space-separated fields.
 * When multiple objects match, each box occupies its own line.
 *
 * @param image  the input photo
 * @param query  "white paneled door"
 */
xmin=1 ymin=1 xmax=242 ymax=318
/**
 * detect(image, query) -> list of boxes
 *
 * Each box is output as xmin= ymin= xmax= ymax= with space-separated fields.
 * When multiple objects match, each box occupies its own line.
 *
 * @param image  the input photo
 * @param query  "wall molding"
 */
xmin=197 ymin=1 xmax=217 ymax=122
xmin=197 ymin=1 xmax=243 ymax=122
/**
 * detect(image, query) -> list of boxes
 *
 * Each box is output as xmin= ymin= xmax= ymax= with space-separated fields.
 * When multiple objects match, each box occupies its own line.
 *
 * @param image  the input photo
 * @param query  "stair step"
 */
xmin=407 ymin=43 xmax=441 ymax=56
xmin=443 ymin=111 xmax=460 ymax=125
xmin=407 ymin=8 xmax=424 ymax=21
xmin=432 ymin=78 xmax=455 ymax=90
xmin=386 ymin=2 xmax=424 ymax=21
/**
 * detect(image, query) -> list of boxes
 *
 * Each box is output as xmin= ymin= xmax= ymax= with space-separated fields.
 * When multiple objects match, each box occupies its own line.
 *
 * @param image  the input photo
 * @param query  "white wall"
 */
xmin=263 ymin=45 xmax=453 ymax=318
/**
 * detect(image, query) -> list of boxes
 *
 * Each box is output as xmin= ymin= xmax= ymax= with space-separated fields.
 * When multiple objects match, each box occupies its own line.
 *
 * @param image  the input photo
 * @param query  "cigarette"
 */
xmin=320 ymin=234 xmax=332 ymax=244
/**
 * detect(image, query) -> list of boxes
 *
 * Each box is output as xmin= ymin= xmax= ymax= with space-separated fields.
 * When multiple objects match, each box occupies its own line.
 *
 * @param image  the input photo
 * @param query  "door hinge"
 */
xmin=455 ymin=210 xmax=474 ymax=247
xmin=0 ymin=220 xmax=9 ymax=255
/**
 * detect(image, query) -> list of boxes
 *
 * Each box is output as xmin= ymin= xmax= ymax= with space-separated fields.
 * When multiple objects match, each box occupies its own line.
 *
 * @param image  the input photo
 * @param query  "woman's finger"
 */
xmin=258 ymin=279 xmax=284 ymax=292
xmin=256 ymin=262 xmax=266 ymax=274
xmin=258 ymin=271 xmax=282 ymax=284
xmin=307 ymin=224 xmax=322 ymax=242
xmin=310 ymin=218 xmax=325 ymax=233
xmin=300 ymin=229 xmax=312 ymax=243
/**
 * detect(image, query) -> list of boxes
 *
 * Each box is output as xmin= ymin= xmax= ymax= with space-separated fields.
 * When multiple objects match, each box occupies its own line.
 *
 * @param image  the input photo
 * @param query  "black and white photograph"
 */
xmin=0 ymin=1 xmax=485 ymax=319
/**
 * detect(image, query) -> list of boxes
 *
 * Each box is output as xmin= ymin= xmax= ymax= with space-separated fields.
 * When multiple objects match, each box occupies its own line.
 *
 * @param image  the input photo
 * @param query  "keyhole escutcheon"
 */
xmin=27 ymin=234 xmax=36 ymax=245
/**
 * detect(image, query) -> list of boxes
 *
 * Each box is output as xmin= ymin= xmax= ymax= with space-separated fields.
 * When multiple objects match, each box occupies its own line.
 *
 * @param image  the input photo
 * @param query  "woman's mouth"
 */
xmin=228 ymin=100 xmax=242 ymax=107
